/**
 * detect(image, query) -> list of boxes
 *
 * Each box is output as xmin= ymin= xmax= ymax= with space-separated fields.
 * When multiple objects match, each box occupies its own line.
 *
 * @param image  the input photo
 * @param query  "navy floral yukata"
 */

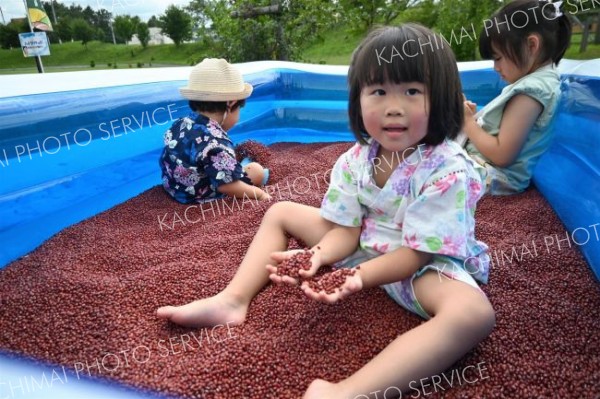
xmin=159 ymin=112 xmax=251 ymax=204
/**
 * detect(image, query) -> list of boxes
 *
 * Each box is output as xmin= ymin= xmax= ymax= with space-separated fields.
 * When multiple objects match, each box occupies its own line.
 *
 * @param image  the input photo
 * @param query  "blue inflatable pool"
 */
xmin=0 ymin=60 xmax=598 ymax=398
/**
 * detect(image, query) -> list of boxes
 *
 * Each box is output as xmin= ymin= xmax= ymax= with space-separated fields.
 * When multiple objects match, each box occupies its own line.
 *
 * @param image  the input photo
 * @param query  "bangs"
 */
xmin=351 ymin=25 xmax=433 ymax=88
xmin=479 ymin=21 xmax=521 ymax=65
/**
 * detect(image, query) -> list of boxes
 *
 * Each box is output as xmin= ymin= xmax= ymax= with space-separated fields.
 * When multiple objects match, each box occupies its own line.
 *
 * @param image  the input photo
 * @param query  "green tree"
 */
xmin=92 ymin=9 xmax=114 ymax=42
xmin=147 ymin=15 xmax=160 ymax=28
xmin=435 ymin=0 xmax=503 ymax=61
xmin=94 ymin=27 xmax=105 ymax=42
xmin=82 ymin=5 xmax=96 ymax=25
xmin=42 ymin=1 xmax=114 ymax=43
xmin=0 ymin=20 xmax=29 ymax=50
xmin=113 ymin=15 xmax=138 ymax=44
xmin=159 ymin=5 xmax=193 ymax=46
xmin=55 ymin=17 xmax=73 ymax=42
xmin=338 ymin=0 xmax=419 ymax=31
xmin=185 ymin=0 xmax=210 ymax=42
xmin=70 ymin=18 xmax=95 ymax=48
xmin=284 ymin=0 xmax=337 ymax=60
xmin=193 ymin=0 xmax=335 ymax=62
xmin=400 ymin=0 xmax=439 ymax=29
xmin=54 ymin=17 xmax=73 ymax=42
xmin=42 ymin=1 xmax=70 ymax=22
xmin=65 ymin=4 xmax=85 ymax=20
xmin=137 ymin=22 xmax=150 ymax=48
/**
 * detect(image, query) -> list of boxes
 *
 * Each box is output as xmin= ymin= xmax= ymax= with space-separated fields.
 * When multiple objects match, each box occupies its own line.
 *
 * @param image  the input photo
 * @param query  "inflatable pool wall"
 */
xmin=1 ymin=61 xmax=598 ymax=277
xmin=0 ymin=60 xmax=598 ymax=398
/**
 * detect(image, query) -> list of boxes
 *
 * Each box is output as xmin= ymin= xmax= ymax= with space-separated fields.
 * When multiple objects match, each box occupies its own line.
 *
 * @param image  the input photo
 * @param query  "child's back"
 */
xmin=465 ymin=64 xmax=561 ymax=194
xmin=463 ymin=0 xmax=571 ymax=195
xmin=159 ymin=59 xmax=271 ymax=204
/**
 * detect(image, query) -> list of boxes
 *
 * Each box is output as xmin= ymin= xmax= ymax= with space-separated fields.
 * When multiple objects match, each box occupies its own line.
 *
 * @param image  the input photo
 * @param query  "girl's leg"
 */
xmin=304 ymin=271 xmax=495 ymax=399
xmin=157 ymin=201 xmax=334 ymax=327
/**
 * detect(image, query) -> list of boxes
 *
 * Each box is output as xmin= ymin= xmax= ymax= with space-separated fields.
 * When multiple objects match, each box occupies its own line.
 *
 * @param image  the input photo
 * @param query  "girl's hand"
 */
xmin=300 ymin=268 xmax=363 ymax=304
xmin=258 ymin=190 xmax=272 ymax=201
xmin=266 ymin=249 xmax=323 ymax=285
xmin=464 ymin=100 xmax=477 ymax=117
xmin=462 ymin=94 xmax=477 ymax=118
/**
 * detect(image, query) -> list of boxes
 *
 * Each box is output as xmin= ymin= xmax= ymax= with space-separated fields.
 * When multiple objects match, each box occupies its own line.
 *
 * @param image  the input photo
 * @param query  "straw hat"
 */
xmin=179 ymin=58 xmax=253 ymax=101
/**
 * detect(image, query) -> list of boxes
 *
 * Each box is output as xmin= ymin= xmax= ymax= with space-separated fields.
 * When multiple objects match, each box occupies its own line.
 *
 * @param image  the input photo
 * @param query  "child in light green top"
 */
xmin=463 ymin=0 xmax=572 ymax=195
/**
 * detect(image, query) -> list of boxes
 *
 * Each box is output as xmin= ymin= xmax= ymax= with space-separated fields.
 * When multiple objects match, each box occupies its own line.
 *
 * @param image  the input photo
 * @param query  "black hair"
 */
xmin=479 ymin=0 xmax=572 ymax=68
xmin=189 ymin=99 xmax=246 ymax=113
xmin=348 ymin=23 xmax=464 ymax=146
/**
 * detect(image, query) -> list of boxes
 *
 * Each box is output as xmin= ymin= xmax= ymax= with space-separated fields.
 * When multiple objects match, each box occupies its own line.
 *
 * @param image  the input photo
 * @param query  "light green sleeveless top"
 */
xmin=465 ymin=64 xmax=561 ymax=195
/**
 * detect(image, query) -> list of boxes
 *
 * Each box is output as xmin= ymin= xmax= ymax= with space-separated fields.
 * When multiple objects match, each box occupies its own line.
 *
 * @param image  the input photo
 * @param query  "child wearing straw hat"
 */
xmin=160 ymin=58 xmax=271 ymax=204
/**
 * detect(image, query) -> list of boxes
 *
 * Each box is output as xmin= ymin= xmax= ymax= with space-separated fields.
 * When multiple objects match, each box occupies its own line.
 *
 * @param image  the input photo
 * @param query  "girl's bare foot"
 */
xmin=303 ymin=379 xmax=349 ymax=399
xmin=156 ymin=292 xmax=248 ymax=328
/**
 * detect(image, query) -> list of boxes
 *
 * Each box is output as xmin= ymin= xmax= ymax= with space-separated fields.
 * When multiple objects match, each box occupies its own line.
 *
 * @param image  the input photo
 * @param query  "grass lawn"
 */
xmin=1 ymin=27 xmax=598 ymax=74
xmin=0 ymin=40 xmax=211 ymax=72
xmin=566 ymin=32 xmax=600 ymax=59
xmin=301 ymin=26 xmax=364 ymax=65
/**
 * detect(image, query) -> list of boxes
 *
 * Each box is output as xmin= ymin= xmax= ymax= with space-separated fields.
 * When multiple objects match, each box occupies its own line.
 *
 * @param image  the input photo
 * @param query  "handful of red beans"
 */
xmin=276 ymin=248 xmax=357 ymax=293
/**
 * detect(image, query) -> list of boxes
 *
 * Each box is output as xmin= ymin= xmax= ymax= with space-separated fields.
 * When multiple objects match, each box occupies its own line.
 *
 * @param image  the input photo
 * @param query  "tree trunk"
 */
xmin=231 ymin=5 xmax=281 ymax=18
xmin=594 ymin=13 xmax=600 ymax=45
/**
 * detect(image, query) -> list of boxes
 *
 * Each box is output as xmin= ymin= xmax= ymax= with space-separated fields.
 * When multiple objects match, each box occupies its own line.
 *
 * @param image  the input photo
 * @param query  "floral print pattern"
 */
xmin=211 ymin=151 xmax=237 ymax=171
xmin=159 ymin=112 xmax=251 ymax=204
xmin=320 ymin=138 xmax=490 ymax=317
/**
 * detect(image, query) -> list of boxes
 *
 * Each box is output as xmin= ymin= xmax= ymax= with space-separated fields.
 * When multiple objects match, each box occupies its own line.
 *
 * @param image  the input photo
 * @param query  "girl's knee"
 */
xmin=467 ymin=295 xmax=495 ymax=333
xmin=418 ymin=275 xmax=495 ymax=333
xmin=449 ymin=292 xmax=495 ymax=336
xmin=264 ymin=201 xmax=295 ymax=221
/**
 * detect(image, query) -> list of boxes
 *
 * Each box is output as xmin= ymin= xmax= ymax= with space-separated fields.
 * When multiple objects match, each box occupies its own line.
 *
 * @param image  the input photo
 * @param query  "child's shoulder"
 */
xmin=507 ymin=70 xmax=561 ymax=120
xmin=510 ymin=65 xmax=560 ymax=98
xmin=171 ymin=113 xmax=200 ymax=129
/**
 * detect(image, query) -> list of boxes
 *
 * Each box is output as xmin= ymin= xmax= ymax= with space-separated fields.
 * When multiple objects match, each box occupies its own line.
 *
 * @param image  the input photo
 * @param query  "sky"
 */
xmin=1 ymin=0 xmax=192 ymax=23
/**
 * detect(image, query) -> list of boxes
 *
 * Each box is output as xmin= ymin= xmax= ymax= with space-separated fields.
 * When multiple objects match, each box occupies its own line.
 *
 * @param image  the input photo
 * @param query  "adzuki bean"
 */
xmin=306 ymin=268 xmax=358 ymax=294
xmin=0 ymin=143 xmax=597 ymax=399
xmin=276 ymin=249 xmax=313 ymax=278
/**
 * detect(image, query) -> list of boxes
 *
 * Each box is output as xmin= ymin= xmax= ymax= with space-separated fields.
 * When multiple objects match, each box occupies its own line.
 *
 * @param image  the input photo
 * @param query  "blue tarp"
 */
xmin=0 ymin=61 xmax=598 ymax=398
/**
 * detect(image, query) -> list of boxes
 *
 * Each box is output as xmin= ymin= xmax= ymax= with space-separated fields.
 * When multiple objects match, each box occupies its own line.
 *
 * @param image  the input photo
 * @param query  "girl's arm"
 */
xmin=217 ymin=180 xmax=271 ymax=201
xmin=357 ymin=247 xmax=432 ymax=289
xmin=309 ymin=224 xmax=362 ymax=267
xmin=464 ymin=94 xmax=542 ymax=167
